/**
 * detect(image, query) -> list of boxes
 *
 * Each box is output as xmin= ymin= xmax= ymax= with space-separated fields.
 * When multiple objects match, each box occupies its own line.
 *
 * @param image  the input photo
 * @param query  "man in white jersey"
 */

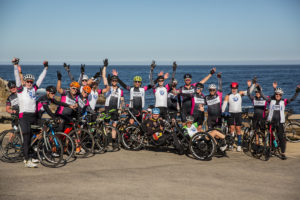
xmin=13 ymin=58 xmax=48 ymax=168
xmin=222 ymin=81 xmax=252 ymax=152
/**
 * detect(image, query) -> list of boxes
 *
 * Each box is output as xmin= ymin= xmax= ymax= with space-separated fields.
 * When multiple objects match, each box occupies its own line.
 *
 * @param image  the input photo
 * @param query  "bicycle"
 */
xmin=284 ymin=109 xmax=300 ymax=142
xmin=262 ymin=123 xmax=283 ymax=161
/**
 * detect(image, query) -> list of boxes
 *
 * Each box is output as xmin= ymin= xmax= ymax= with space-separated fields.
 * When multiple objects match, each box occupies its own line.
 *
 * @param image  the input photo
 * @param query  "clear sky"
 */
xmin=0 ymin=0 xmax=300 ymax=65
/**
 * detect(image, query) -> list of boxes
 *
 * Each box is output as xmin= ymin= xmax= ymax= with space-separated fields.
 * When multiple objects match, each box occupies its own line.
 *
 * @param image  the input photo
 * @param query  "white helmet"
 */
xmin=24 ymin=74 xmax=35 ymax=81
xmin=82 ymin=75 xmax=89 ymax=81
xmin=186 ymin=115 xmax=194 ymax=122
xmin=275 ymin=88 xmax=284 ymax=95
xmin=208 ymin=84 xmax=217 ymax=90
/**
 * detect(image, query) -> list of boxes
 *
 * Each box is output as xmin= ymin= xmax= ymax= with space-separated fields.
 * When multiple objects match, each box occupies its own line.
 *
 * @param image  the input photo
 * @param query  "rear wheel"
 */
xmin=249 ymin=131 xmax=265 ymax=159
xmin=189 ymin=132 xmax=216 ymax=160
xmin=121 ymin=125 xmax=144 ymax=151
xmin=0 ymin=129 xmax=23 ymax=162
xmin=285 ymin=122 xmax=300 ymax=143
xmin=55 ymin=132 xmax=75 ymax=162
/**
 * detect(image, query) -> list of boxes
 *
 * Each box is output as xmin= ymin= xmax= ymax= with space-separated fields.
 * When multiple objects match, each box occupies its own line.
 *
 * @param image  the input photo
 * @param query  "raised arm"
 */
xmin=63 ymin=63 xmax=75 ymax=82
xmin=149 ymin=60 xmax=156 ymax=86
xmin=36 ymin=61 xmax=48 ymax=87
xmin=200 ymin=67 xmax=216 ymax=84
xmin=286 ymin=85 xmax=300 ymax=104
xmin=78 ymin=64 xmax=85 ymax=84
xmin=222 ymin=95 xmax=229 ymax=113
xmin=56 ymin=71 xmax=64 ymax=94
xmin=217 ymin=72 xmax=222 ymax=92
xmin=247 ymin=81 xmax=254 ymax=101
xmin=12 ymin=58 xmax=22 ymax=87
xmin=101 ymin=59 xmax=110 ymax=93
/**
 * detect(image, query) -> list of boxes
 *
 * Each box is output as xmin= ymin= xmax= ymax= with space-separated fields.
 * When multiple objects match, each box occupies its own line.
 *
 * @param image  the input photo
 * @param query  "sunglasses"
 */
xmin=82 ymin=90 xmax=89 ymax=94
xmin=50 ymin=92 xmax=56 ymax=95
xmin=82 ymin=80 xmax=88 ymax=82
xmin=112 ymin=80 xmax=118 ymax=82
xmin=186 ymin=121 xmax=193 ymax=124
xmin=134 ymin=81 xmax=141 ymax=83
xmin=196 ymin=87 xmax=202 ymax=90
xmin=275 ymin=93 xmax=282 ymax=96
xmin=71 ymin=87 xmax=78 ymax=90
xmin=209 ymin=89 xmax=216 ymax=92
xmin=184 ymin=79 xmax=191 ymax=81
xmin=158 ymin=80 xmax=164 ymax=82
xmin=9 ymin=86 xmax=16 ymax=89
xmin=26 ymin=81 xmax=33 ymax=84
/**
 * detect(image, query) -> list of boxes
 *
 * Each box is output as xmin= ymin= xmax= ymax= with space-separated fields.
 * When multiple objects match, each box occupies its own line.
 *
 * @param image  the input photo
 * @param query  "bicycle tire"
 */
xmin=121 ymin=125 xmax=144 ymax=151
xmin=55 ymin=132 xmax=75 ymax=162
xmin=70 ymin=128 xmax=95 ymax=158
xmin=94 ymin=128 xmax=108 ymax=153
xmin=37 ymin=134 xmax=64 ymax=168
xmin=0 ymin=129 xmax=23 ymax=162
xmin=285 ymin=122 xmax=300 ymax=143
xmin=249 ymin=131 xmax=265 ymax=159
xmin=189 ymin=132 xmax=216 ymax=160
xmin=104 ymin=125 xmax=121 ymax=151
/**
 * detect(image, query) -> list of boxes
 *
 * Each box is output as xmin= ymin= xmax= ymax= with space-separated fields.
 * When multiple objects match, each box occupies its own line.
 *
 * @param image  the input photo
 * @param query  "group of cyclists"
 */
xmin=4 ymin=57 xmax=300 ymax=168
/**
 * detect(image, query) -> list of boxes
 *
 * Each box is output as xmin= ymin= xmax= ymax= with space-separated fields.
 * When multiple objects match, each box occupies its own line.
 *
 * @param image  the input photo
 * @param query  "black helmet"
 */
xmin=157 ymin=76 xmax=164 ymax=81
xmin=184 ymin=74 xmax=192 ymax=79
xmin=196 ymin=83 xmax=204 ymax=88
xmin=111 ymin=75 xmax=118 ymax=81
xmin=46 ymin=85 xmax=57 ymax=93
xmin=7 ymin=81 xmax=16 ymax=89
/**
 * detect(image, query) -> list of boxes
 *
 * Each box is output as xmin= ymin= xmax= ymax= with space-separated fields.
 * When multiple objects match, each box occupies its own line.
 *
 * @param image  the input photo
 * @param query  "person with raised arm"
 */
xmin=13 ymin=58 xmax=48 ymax=168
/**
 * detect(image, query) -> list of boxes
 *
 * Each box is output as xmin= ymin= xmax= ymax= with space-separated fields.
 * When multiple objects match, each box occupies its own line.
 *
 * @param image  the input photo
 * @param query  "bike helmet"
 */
xmin=111 ymin=75 xmax=118 ymax=81
xmin=70 ymin=81 xmax=80 ymax=88
xmin=46 ymin=85 xmax=57 ymax=93
xmin=7 ymin=81 xmax=16 ymax=89
xmin=172 ymin=79 xmax=178 ymax=84
xmin=196 ymin=83 xmax=204 ymax=89
xmin=82 ymin=85 xmax=92 ymax=94
xmin=133 ymin=76 xmax=142 ymax=82
xmin=24 ymin=74 xmax=35 ymax=81
xmin=208 ymin=84 xmax=217 ymax=90
xmin=152 ymin=107 xmax=160 ymax=115
xmin=82 ymin=75 xmax=89 ymax=81
xmin=186 ymin=115 xmax=194 ymax=122
xmin=157 ymin=76 xmax=164 ymax=81
xmin=275 ymin=88 xmax=284 ymax=95
xmin=231 ymin=82 xmax=239 ymax=89
xmin=184 ymin=74 xmax=192 ymax=80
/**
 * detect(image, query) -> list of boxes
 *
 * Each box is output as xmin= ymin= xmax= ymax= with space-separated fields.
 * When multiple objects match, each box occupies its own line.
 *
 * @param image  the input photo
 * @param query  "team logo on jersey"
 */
xmin=93 ymin=94 xmax=98 ymax=99
xmin=27 ymin=90 xmax=36 ymax=100
xmin=160 ymin=90 xmax=165 ymax=95
xmin=233 ymin=96 xmax=239 ymax=102
xmin=191 ymin=127 xmax=196 ymax=132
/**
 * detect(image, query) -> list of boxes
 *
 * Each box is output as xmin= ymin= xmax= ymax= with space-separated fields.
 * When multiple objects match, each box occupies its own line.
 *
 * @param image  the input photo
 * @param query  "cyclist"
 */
xmin=178 ymin=68 xmax=216 ymax=123
xmin=13 ymin=58 xmax=48 ymax=168
xmin=193 ymin=82 xmax=205 ymax=130
xmin=6 ymin=81 xmax=19 ymax=129
xmin=118 ymin=63 xmax=153 ymax=122
xmin=267 ymin=86 xmax=300 ymax=160
xmin=204 ymin=73 xmax=222 ymax=129
xmin=222 ymin=81 xmax=253 ymax=152
xmin=56 ymin=71 xmax=80 ymax=131
xmin=183 ymin=116 xmax=227 ymax=151
xmin=144 ymin=108 xmax=183 ymax=154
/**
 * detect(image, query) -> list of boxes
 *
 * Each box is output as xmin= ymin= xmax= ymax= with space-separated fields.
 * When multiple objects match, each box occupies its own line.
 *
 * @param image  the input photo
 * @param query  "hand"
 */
xmin=247 ymin=80 xmax=252 ymax=87
xmin=217 ymin=72 xmax=222 ymax=78
xmin=80 ymin=64 xmax=85 ymax=73
xmin=210 ymin=67 xmax=216 ymax=75
xmin=273 ymin=81 xmax=277 ymax=89
xmin=12 ymin=110 xmax=17 ymax=114
xmin=252 ymin=76 xmax=257 ymax=84
xmin=93 ymin=72 xmax=101 ymax=79
xmin=199 ymin=104 xmax=204 ymax=112
xmin=43 ymin=61 xmax=48 ymax=68
xmin=164 ymin=73 xmax=169 ymax=79
xmin=112 ymin=69 xmax=118 ymax=76
xmin=57 ymin=71 xmax=62 ymax=80
xmin=12 ymin=57 xmax=19 ymax=65
xmin=151 ymin=60 xmax=156 ymax=70
xmin=158 ymin=71 xmax=164 ymax=76
xmin=296 ymin=85 xmax=300 ymax=93
xmin=172 ymin=61 xmax=177 ymax=71
xmin=160 ymin=126 xmax=164 ymax=131
xmin=103 ymin=58 xmax=108 ymax=67
xmin=63 ymin=63 xmax=70 ymax=71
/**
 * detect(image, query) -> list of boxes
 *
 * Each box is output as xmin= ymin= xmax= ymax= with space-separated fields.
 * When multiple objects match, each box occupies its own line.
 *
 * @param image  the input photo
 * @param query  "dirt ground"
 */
xmin=0 ymin=123 xmax=300 ymax=200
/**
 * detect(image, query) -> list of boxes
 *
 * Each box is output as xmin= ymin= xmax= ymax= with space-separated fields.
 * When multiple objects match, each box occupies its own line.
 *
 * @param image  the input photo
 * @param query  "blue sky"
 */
xmin=0 ymin=0 xmax=299 ymax=65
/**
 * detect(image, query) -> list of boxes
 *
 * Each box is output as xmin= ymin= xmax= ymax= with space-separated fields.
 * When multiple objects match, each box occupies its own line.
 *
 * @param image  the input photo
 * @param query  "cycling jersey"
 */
xmin=6 ymin=93 xmax=19 ymax=114
xmin=228 ymin=93 xmax=242 ymax=113
xmin=193 ymin=93 xmax=205 ymax=112
xmin=153 ymin=84 xmax=170 ymax=108
xmin=56 ymin=89 xmax=77 ymax=116
xmin=268 ymin=100 xmax=286 ymax=123
xmin=104 ymin=87 xmax=123 ymax=109
xmin=205 ymin=91 xmax=222 ymax=117
xmin=89 ymin=89 xmax=102 ymax=110
xmin=76 ymin=94 xmax=93 ymax=116
xmin=183 ymin=123 xmax=198 ymax=137
xmin=37 ymin=95 xmax=69 ymax=119
xmin=167 ymin=92 xmax=178 ymax=111
xmin=179 ymin=83 xmax=197 ymax=115
xmin=129 ymin=86 xmax=149 ymax=110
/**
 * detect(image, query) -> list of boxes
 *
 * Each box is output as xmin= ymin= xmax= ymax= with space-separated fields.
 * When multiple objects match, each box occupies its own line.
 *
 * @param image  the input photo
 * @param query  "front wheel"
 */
xmin=121 ymin=125 xmax=144 ymax=151
xmin=285 ymin=122 xmax=300 ymax=143
xmin=189 ymin=132 xmax=216 ymax=160
xmin=249 ymin=131 xmax=265 ymax=159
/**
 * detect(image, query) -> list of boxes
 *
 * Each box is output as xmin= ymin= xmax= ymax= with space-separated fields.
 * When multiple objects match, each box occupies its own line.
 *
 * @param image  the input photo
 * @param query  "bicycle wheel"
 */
xmin=242 ymin=127 xmax=251 ymax=152
xmin=37 ymin=134 xmax=63 ymax=168
xmin=285 ymin=122 xmax=300 ymax=143
xmin=94 ymin=127 xmax=108 ymax=153
xmin=69 ymin=129 xmax=95 ymax=158
xmin=55 ymin=132 xmax=75 ymax=162
xmin=249 ymin=131 xmax=265 ymax=159
xmin=189 ymin=132 xmax=216 ymax=160
xmin=104 ymin=125 xmax=121 ymax=151
xmin=121 ymin=125 xmax=144 ymax=151
xmin=0 ymin=129 xmax=23 ymax=162
xmin=262 ymin=132 xmax=271 ymax=161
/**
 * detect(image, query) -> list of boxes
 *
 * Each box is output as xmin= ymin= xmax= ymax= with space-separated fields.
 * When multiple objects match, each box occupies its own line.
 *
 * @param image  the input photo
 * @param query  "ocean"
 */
xmin=1 ymin=64 xmax=300 ymax=113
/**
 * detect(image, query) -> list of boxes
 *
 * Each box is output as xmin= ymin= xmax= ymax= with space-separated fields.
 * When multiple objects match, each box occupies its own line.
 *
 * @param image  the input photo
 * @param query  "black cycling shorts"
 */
xmin=193 ymin=111 xmax=204 ymax=126
xmin=228 ymin=112 xmax=242 ymax=126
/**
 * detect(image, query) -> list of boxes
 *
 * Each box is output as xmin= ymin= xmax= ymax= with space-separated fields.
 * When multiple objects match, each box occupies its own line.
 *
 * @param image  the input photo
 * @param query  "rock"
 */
xmin=0 ymin=77 xmax=10 ymax=105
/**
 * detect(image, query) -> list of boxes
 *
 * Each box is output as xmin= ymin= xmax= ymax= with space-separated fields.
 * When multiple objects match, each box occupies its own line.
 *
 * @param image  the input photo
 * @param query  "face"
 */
xmin=184 ymin=78 xmax=191 ymax=85
xmin=134 ymin=81 xmax=141 ymax=87
xmin=25 ymin=79 xmax=34 ymax=89
xmin=47 ymin=91 xmax=56 ymax=99
xmin=82 ymin=79 xmax=88 ymax=86
xmin=186 ymin=121 xmax=193 ymax=128
xmin=231 ymin=88 xmax=238 ymax=94
xmin=255 ymin=92 xmax=261 ymax=98
xmin=111 ymin=79 xmax=118 ymax=86
xmin=152 ymin=113 xmax=159 ymax=120
xmin=158 ymin=79 xmax=164 ymax=86
xmin=196 ymin=87 xmax=203 ymax=94
xmin=209 ymin=89 xmax=216 ymax=95
xmin=82 ymin=90 xmax=89 ymax=97
xmin=9 ymin=86 xmax=17 ymax=93
xmin=275 ymin=93 xmax=282 ymax=100
xmin=70 ymin=87 xmax=78 ymax=95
